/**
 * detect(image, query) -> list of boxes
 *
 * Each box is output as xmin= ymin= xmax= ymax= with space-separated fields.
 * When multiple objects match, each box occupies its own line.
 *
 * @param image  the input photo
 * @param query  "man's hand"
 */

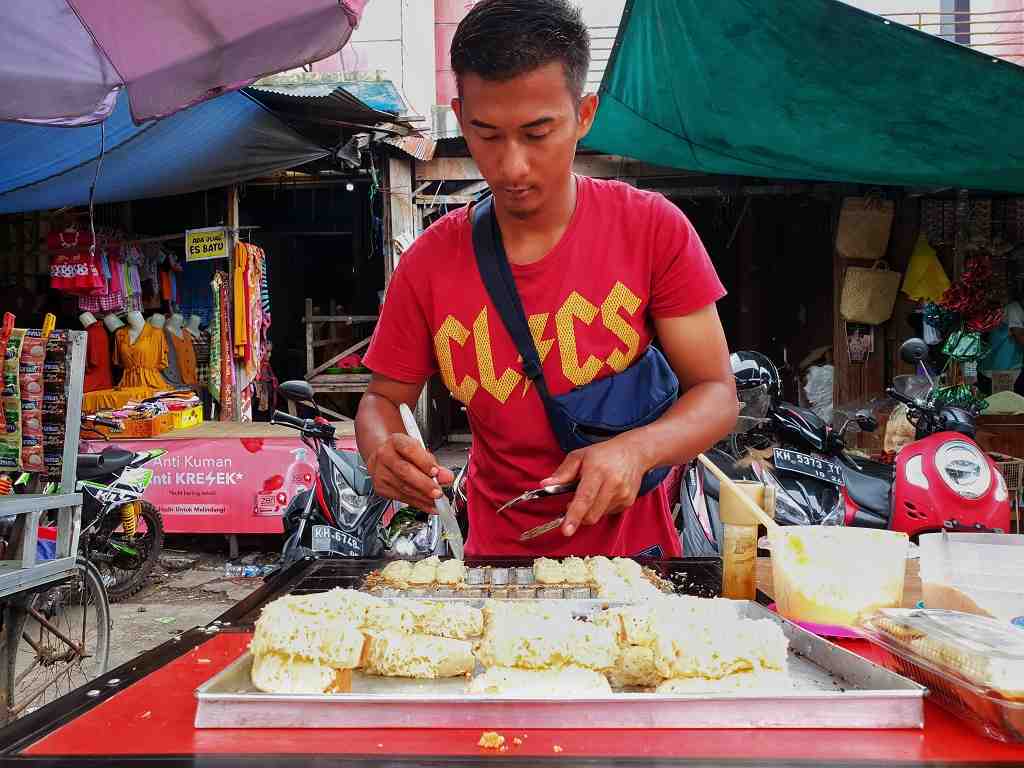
xmin=540 ymin=434 xmax=650 ymax=537
xmin=356 ymin=375 xmax=454 ymax=512
xmin=366 ymin=434 xmax=455 ymax=512
xmin=541 ymin=305 xmax=738 ymax=539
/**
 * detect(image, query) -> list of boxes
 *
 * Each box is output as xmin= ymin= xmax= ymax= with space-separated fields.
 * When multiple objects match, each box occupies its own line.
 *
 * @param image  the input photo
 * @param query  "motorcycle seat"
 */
xmin=77 ymin=448 xmax=134 ymax=480
xmin=841 ymin=462 xmax=892 ymax=517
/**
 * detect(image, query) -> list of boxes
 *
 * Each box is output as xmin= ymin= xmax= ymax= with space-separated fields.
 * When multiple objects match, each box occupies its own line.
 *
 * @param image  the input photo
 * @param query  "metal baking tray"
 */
xmin=195 ymin=600 xmax=924 ymax=730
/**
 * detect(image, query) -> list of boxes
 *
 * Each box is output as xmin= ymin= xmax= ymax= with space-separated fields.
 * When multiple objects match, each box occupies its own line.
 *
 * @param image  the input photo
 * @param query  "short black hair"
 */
xmin=450 ymin=0 xmax=590 ymax=103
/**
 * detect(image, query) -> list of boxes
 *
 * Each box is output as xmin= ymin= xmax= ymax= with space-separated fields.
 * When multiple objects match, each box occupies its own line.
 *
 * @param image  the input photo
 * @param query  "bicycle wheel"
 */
xmin=2 ymin=557 xmax=111 ymax=721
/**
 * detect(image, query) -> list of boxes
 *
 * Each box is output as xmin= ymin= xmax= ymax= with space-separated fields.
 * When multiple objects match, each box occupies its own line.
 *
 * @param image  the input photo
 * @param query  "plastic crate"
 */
xmin=171 ymin=405 xmax=203 ymax=431
xmin=95 ymin=412 xmax=174 ymax=439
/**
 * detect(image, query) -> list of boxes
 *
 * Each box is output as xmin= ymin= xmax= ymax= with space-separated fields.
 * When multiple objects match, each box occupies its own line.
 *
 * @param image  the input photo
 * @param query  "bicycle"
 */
xmin=0 ymin=415 xmax=121 ymax=722
xmin=0 ymin=555 xmax=110 ymax=722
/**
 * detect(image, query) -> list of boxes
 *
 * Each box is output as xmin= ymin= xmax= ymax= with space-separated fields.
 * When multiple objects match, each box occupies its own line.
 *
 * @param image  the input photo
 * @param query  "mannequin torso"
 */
xmin=167 ymin=313 xmax=184 ymax=338
xmin=103 ymin=314 xmax=125 ymax=334
xmin=126 ymin=311 xmax=146 ymax=344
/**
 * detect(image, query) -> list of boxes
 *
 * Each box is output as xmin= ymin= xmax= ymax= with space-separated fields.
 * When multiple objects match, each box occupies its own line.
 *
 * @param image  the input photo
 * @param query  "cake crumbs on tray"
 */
xmin=478 ymin=731 xmax=506 ymax=750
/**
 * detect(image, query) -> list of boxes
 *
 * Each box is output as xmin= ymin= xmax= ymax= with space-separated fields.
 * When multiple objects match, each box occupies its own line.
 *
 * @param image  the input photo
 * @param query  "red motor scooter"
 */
xmin=841 ymin=338 xmax=1009 ymax=537
xmin=680 ymin=340 xmax=1008 ymax=556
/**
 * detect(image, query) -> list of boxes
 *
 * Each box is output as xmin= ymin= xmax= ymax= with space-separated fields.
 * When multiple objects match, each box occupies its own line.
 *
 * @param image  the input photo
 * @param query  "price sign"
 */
xmin=185 ymin=227 xmax=228 ymax=262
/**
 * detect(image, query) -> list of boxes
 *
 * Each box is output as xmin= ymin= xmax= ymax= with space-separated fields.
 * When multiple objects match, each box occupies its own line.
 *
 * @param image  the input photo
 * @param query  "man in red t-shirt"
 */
xmin=357 ymin=0 xmax=737 ymax=557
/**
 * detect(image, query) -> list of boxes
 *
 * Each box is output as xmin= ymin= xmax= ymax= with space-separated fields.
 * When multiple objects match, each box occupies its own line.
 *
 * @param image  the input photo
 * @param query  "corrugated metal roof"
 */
xmin=382 ymin=134 xmax=437 ymax=161
xmin=247 ymin=82 xmax=396 ymax=128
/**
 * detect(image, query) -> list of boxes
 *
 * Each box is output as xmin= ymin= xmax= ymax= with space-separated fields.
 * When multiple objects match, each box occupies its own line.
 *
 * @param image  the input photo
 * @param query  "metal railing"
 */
xmin=881 ymin=8 xmax=1024 ymax=60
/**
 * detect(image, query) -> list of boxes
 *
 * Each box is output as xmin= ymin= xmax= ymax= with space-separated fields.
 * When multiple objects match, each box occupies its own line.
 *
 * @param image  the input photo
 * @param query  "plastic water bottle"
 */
xmin=223 ymin=563 xmax=244 ymax=577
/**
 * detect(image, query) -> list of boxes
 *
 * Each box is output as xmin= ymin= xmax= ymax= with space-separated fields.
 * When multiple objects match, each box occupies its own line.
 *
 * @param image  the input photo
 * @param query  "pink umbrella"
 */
xmin=1 ymin=0 xmax=369 ymax=126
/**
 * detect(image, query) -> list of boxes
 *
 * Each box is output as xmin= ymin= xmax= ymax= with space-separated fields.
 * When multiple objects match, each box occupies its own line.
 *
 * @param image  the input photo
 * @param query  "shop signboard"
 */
xmin=81 ymin=435 xmax=358 ymax=534
xmin=186 ymin=227 xmax=229 ymax=262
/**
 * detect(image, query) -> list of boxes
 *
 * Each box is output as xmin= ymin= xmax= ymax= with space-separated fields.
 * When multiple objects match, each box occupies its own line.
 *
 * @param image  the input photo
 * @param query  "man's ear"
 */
xmin=451 ymin=97 xmax=463 ymax=127
xmin=575 ymin=93 xmax=599 ymax=140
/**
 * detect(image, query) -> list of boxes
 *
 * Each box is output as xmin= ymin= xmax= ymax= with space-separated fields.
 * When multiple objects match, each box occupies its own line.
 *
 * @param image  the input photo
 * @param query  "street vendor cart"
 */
xmin=1 ymin=554 xmax=1022 ymax=767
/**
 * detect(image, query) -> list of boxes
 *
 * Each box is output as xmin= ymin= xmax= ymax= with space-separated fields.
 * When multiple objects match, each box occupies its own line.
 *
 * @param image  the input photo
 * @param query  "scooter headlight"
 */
xmin=934 ymin=441 xmax=990 ymax=499
xmin=338 ymin=485 xmax=369 ymax=514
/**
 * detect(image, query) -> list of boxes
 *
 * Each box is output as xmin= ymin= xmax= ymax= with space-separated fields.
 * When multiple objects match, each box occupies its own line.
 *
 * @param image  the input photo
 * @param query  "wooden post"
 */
xmin=305 ymin=298 xmax=315 ymax=377
xmin=386 ymin=155 xmax=414 ymax=282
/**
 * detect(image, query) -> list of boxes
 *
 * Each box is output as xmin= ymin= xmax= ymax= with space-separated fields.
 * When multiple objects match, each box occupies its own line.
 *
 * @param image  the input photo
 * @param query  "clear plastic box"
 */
xmin=860 ymin=608 xmax=1024 ymax=742
xmin=919 ymin=533 xmax=1024 ymax=624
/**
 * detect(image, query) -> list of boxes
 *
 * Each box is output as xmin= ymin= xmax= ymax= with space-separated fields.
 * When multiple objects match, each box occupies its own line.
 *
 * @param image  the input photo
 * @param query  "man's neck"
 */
xmin=494 ymin=174 xmax=578 ymax=266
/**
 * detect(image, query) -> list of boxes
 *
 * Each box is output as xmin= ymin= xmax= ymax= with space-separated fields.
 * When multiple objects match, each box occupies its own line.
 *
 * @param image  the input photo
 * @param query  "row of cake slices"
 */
xmin=249 ymin=588 xmax=791 ymax=697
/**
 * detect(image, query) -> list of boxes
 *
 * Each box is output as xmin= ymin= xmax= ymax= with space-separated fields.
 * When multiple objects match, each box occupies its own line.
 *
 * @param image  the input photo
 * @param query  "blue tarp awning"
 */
xmin=0 ymin=91 xmax=328 ymax=214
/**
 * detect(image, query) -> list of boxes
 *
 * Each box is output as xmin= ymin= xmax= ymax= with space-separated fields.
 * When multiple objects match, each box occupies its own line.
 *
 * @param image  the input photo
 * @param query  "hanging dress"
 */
xmin=169 ymin=331 xmax=198 ymax=387
xmin=162 ymin=328 xmax=186 ymax=389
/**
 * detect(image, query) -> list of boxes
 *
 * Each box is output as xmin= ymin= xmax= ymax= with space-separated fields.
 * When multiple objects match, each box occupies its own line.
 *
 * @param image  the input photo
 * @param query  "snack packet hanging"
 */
xmin=43 ymin=330 xmax=70 ymax=483
xmin=18 ymin=315 xmax=54 ymax=472
xmin=0 ymin=313 xmax=13 ymax=434
xmin=1 ymin=329 xmax=26 ymax=471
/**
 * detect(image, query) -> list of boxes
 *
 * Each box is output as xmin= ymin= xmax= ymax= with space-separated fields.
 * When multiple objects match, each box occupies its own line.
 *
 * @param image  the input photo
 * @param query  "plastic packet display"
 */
xmin=0 ymin=329 xmax=26 ymax=471
xmin=42 ymin=330 xmax=69 ymax=482
xmin=18 ymin=328 xmax=47 ymax=471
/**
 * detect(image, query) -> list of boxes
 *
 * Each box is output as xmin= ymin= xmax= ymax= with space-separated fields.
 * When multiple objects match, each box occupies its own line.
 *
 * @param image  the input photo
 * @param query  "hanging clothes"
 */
xmin=213 ymin=271 xmax=235 ymax=420
xmin=193 ymin=329 xmax=211 ymax=388
xmin=245 ymin=244 xmax=263 ymax=380
xmin=83 ymin=321 xmax=113 ymax=393
xmin=209 ymin=275 xmax=223 ymax=405
xmin=233 ymin=243 xmax=249 ymax=360
xmin=48 ymin=229 xmax=104 ymax=296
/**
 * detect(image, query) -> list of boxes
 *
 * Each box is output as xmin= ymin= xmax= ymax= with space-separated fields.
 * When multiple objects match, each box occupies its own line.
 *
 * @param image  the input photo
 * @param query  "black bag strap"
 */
xmin=471 ymin=196 xmax=555 ymax=403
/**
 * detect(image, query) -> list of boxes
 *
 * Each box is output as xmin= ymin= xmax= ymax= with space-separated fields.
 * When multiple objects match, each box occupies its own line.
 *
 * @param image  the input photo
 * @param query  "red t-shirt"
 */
xmin=364 ymin=176 xmax=725 ymax=557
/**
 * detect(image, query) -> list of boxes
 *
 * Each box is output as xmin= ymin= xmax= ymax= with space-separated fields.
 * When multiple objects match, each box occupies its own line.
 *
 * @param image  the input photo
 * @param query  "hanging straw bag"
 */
xmin=836 ymin=196 xmax=895 ymax=262
xmin=840 ymin=261 xmax=903 ymax=325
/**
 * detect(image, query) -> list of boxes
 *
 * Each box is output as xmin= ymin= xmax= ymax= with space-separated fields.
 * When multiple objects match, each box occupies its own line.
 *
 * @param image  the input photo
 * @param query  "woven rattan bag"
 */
xmin=840 ymin=261 xmax=902 ymax=325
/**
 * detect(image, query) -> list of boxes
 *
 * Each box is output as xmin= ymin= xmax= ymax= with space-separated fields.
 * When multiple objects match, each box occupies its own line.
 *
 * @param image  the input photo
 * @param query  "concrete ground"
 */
xmin=106 ymin=543 xmax=269 ymax=670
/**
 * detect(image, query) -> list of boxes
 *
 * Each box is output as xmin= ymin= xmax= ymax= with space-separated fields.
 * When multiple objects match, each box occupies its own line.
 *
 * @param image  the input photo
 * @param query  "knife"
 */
xmin=398 ymin=403 xmax=465 ymax=561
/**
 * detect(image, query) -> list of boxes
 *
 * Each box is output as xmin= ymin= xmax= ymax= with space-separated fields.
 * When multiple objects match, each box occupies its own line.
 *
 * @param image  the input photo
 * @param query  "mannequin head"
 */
xmin=125 ymin=311 xmax=145 ymax=330
xmin=103 ymin=314 xmax=125 ymax=333
xmin=186 ymin=315 xmax=202 ymax=336
xmin=149 ymin=313 xmax=166 ymax=329
xmin=169 ymin=313 xmax=184 ymax=328
xmin=79 ymin=312 xmax=97 ymax=329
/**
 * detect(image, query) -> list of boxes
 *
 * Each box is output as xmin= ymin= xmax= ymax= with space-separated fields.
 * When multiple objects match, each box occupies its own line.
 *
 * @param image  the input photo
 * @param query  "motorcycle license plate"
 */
xmin=773 ymin=448 xmax=844 ymax=486
xmin=310 ymin=524 xmax=360 ymax=556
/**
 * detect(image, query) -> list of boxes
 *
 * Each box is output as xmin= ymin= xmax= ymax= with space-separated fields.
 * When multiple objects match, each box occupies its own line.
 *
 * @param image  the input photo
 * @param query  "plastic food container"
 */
xmin=769 ymin=526 xmax=908 ymax=627
xmin=861 ymin=608 xmax=1024 ymax=742
xmin=919 ymin=532 xmax=1024 ymax=624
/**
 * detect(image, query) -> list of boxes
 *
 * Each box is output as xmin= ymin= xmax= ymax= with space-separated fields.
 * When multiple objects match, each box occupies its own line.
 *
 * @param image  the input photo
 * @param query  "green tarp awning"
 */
xmin=585 ymin=0 xmax=1024 ymax=193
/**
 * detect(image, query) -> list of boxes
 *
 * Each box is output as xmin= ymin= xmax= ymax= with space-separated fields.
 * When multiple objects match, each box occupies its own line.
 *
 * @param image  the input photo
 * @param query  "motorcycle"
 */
xmin=680 ymin=339 xmax=1009 ymax=554
xmin=8 ymin=415 xmax=168 ymax=600
xmin=274 ymin=380 xmax=395 ymax=567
